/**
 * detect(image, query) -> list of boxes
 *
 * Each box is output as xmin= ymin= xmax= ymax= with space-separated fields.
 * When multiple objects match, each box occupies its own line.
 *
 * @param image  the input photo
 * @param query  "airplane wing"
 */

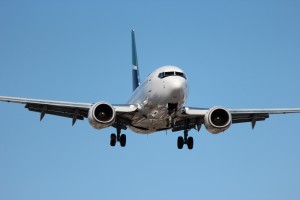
xmin=0 ymin=96 xmax=137 ymax=126
xmin=173 ymin=107 xmax=300 ymax=132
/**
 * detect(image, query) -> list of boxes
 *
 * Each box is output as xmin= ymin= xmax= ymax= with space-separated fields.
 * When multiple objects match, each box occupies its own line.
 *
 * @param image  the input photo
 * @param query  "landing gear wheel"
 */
xmin=120 ymin=134 xmax=126 ymax=147
xmin=187 ymin=137 xmax=194 ymax=150
xmin=110 ymin=134 xmax=116 ymax=146
xmin=177 ymin=136 xmax=184 ymax=149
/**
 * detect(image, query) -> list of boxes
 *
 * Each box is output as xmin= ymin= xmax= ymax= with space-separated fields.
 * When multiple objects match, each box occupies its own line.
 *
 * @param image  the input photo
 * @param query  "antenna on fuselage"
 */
xmin=131 ymin=29 xmax=140 ymax=91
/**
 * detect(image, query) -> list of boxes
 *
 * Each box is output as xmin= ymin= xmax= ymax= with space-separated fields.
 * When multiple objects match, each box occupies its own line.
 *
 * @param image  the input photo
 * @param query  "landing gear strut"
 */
xmin=177 ymin=130 xmax=193 ymax=150
xmin=110 ymin=128 xmax=126 ymax=147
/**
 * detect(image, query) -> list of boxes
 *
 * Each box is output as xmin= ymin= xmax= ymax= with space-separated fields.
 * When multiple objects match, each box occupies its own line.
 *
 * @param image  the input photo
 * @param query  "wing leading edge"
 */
xmin=173 ymin=107 xmax=300 ymax=132
xmin=0 ymin=96 xmax=137 ymax=126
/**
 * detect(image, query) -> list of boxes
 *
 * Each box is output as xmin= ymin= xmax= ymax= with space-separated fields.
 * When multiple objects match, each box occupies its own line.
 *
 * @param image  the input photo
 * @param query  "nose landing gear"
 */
xmin=177 ymin=130 xmax=193 ymax=150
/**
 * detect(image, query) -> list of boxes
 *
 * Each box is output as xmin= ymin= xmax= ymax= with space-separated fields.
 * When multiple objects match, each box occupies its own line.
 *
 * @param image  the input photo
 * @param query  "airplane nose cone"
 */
xmin=150 ymin=76 xmax=188 ymax=106
xmin=171 ymin=78 xmax=185 ymax=91
xmin=167 ymin=78 xmax=186 ymax=100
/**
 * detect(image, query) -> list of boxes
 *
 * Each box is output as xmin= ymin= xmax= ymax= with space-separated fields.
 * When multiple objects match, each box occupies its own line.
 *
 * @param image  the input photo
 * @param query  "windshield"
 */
xmin=158 ymin=71 xmax=187 ymax=79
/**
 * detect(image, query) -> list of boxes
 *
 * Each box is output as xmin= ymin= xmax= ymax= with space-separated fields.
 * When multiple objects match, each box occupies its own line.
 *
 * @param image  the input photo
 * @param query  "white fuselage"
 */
xmin=128 ymin=66 xmax=188 ymax=134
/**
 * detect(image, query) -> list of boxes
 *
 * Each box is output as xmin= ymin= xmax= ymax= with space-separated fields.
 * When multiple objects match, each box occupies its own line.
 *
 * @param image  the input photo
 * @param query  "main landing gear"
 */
xmin=110 ymin=128 xmax=126 ymax=147
xmin=177 ymin=130 xmax=193 ymax=150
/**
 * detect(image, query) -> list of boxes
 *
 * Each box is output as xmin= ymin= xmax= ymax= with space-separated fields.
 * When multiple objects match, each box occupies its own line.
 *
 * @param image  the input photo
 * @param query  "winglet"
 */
xmin=131 ymin=30 xmax=140 ymax=91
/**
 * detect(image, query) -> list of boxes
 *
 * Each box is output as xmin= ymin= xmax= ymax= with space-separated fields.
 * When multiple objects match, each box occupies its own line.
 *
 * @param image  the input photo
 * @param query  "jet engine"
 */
xmin=88 ymin=102 xmax=116 ymax=129
xmin=204 ymin=107 xmax=232 ymax=134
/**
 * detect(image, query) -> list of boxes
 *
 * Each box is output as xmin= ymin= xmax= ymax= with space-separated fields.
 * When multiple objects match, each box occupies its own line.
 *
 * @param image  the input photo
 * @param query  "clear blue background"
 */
xmin=0 ymin=0 xmax=300 ymax=199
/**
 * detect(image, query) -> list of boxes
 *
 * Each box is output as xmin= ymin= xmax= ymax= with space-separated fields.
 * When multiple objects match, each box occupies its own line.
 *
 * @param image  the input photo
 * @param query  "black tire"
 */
xmin=187 ymin=137 xmax=194 ymax=150
xmin=120 ymin=134 xmax=126 ymax=147
xmin=177 ymin=136 xmax=184 ymax=149
xmin=110 ymin=133 xmax=116 ymax=146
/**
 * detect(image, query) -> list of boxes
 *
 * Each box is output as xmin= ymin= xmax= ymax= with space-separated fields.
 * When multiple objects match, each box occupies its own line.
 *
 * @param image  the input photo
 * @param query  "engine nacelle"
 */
xmin=204 ymin=107 xmax=232 ymax=134
xmin=88 ymin=102 xmax=116 ymax=130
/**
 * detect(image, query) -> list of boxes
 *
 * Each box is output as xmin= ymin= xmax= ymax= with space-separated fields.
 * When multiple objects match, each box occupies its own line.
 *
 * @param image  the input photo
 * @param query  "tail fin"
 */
xmin=131 ymin=30 xmax=140 ymax=91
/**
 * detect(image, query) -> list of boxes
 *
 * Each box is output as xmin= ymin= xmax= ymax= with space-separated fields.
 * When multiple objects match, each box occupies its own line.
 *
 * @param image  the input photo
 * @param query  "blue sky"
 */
xmin=0 ymin=0 xmax=300 ymax=199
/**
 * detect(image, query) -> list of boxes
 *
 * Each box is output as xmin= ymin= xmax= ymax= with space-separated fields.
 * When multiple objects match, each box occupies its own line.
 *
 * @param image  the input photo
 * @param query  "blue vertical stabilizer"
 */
xmin=131 ymin=30 xmax=140 ymax=91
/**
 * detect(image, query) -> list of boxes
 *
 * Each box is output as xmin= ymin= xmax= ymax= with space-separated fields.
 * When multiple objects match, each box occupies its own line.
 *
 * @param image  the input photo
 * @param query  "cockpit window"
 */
xmin=175 ymin=72 xmax=186 ymax=79
xmin=158 ymin=71 xmax=187 ymax=79
xmin=165 ymin=71 xmax=175 ymax=76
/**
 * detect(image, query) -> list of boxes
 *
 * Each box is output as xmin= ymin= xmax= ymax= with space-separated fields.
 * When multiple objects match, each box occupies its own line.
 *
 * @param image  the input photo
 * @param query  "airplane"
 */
xmin=1 ymin=30 xmax=300 ymax=150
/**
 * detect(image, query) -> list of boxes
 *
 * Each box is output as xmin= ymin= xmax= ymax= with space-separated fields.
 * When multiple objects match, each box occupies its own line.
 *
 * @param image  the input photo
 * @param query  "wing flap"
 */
xmin=25 ymin=103 xmax=86 ymax=120
xmin=0 ymin=96 xmax=137 ymax=128
xmin=0 ymin=96 xmax=92 ymax=109
xmin=229 ymin=108 xmax=300 ymax=114
xmin=232 ymin=117 xmax=267 ymax=124
xmin=0 ymin=96 xmax=92 ymax=125
xmin=178 ymin=106 xmax=300 ymax=131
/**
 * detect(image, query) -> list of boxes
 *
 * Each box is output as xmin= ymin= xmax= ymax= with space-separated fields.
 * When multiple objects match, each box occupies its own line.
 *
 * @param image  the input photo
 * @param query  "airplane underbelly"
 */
xmin=128 ymin=118 xmax=169 ymax=134
xmin=128 ymin=109 xmax=171 ymax=134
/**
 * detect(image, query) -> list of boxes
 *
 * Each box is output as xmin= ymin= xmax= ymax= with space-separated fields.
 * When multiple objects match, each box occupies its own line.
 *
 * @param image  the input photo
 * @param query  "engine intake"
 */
xmin=204 ymin=107 xmax=232 ymax=134
xmin=88 ymin=102 xmax=116 ymax=129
